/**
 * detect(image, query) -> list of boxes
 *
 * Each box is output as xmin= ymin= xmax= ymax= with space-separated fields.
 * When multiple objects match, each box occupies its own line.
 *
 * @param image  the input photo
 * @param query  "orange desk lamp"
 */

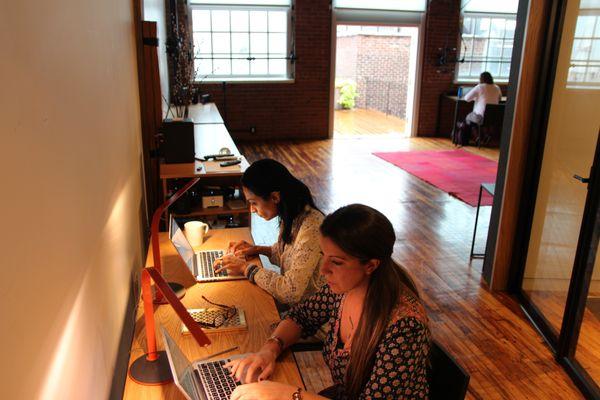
xmin=128 ymin=177 xmax=211 ymax=384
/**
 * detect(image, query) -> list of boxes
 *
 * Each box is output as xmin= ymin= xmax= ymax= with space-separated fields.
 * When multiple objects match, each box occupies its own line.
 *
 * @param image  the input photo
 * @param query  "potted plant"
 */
xmin=335 ymin=79 xmax=359 ymax=110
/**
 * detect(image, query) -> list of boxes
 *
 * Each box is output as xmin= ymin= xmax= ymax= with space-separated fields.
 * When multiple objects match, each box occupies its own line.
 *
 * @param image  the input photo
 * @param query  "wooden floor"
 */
xmin=238 ymin=136 xmax=586 ymax=399
xmin=334 ymin=108 xmax=408 ymax=137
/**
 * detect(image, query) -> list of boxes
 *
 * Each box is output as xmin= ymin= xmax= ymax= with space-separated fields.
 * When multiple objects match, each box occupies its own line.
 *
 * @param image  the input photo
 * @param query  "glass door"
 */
xmin=516 ymin=0 xmax=600 ymax=397
xmin=519 ymin=0 xmax=600 ymax=339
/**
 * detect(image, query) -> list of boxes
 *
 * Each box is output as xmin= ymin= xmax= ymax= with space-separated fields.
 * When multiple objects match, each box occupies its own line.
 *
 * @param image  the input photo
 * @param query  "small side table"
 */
xmin=470 ymin=183 xmax=496 ymax=259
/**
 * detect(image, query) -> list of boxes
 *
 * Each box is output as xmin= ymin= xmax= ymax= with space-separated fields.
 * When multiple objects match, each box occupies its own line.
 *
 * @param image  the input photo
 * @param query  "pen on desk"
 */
xmin=197 ymin=346 xmax=239 ymax=362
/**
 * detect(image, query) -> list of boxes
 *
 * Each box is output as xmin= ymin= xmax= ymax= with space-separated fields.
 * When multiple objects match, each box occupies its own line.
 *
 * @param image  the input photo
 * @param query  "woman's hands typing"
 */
xmin=224 ymin=348 xmax=277 ymax=384
xmin=228 ymin=240 xmax=261 ymax=258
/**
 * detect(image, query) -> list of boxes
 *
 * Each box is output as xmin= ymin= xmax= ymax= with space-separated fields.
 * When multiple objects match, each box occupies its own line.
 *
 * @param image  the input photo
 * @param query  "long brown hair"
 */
xmin=320 ymin=204 xmax=419 ymax=398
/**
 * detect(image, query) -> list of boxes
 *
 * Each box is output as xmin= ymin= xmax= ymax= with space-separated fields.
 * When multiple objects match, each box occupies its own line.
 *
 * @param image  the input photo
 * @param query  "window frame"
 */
xmin=567 ymin=7 xmax=600 ymax=89
xmin=189 ymin=3 xmax=295 ymax=83
xmin=455 ymin=12 xmax=517 ymax=84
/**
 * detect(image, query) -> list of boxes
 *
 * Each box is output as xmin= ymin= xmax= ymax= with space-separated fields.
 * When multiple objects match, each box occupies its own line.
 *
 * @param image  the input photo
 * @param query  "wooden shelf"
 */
xmin=172 ymin=204 xmax=249 ymax=218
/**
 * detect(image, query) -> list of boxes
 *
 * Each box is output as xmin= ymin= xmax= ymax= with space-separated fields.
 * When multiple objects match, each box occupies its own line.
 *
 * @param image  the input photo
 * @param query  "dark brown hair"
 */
xmin=319 ymin=204 xmax=419 ymax=398
xmin=241 ymin=159 xmax=317 ymax=244
xmin=480 ymin=71 xmax=494 ymax=84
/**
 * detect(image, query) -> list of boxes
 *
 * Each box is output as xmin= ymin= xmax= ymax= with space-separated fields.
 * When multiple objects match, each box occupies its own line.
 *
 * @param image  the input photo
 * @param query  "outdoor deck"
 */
xmin=334 ymin=108 xmax=408 ymax=137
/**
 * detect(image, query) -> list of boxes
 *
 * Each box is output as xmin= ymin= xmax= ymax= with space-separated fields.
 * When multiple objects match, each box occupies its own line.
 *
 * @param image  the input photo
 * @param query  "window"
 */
xmin=190 ymin=0 xmax=293 ymax=81
xmin=456 ymin=14 xmax=516 ymax=82
xmin=567 ymin=2 xmax=600 ymax=89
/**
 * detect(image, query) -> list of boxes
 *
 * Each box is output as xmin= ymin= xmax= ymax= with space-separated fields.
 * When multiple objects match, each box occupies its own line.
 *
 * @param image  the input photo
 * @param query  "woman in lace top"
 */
xmin=228 ymin=204 xmax=431 ymax=400
xmin=216 ymin=159 xmax=325 ymax=305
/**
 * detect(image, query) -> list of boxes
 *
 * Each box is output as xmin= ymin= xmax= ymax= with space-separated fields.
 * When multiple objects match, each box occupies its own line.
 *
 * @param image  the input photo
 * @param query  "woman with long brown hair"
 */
xmin=228 ymin=204 xmax=430 ymax=399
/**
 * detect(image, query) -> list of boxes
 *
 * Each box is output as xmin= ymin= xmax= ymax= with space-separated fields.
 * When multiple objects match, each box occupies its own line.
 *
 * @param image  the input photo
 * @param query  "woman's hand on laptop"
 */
xmin=213 ymin=254 xmax=247 ymax=275
xmin=230 ymin=381 xmax=299 ymax=400
xmin=225 ymin=349 xmax=276 ymax=384
xmin=228 ymin=240 xmax=260 ymax=259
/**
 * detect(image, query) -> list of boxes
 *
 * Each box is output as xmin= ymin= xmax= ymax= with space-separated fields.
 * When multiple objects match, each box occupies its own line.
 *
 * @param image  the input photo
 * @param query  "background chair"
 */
xmin=474 ymin=103 xmax=505 ymax=148
xmin=429 ymin=339 xmax=470 ymax=400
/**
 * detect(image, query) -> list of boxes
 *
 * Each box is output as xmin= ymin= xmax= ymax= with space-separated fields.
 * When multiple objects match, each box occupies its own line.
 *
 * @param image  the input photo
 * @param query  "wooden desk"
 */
xmin=437 ymin=94 xmax=507 ymax=138
xmin=187 ymin=103 xmax=225 ymax=124
xmin=159 ymin=119 xmax=250 ymax=223
xmin=123 ymin=228 xmax=304 ymax=399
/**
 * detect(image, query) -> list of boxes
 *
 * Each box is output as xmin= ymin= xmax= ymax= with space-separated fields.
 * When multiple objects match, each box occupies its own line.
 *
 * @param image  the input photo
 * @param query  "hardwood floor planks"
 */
xmin=238 ymin=137 xmax=585 ymax=399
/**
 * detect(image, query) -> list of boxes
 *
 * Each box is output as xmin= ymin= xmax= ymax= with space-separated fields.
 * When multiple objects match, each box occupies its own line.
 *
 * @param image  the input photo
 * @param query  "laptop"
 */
xmin=161 ymin=326 xmax=246 ymax=400
xmin=169 ymin=215 xmax=245 ymax=282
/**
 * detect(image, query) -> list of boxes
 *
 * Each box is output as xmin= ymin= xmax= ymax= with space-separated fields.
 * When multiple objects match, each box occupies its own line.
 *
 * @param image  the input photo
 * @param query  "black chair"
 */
xmin=474 ymin=103 xmax=505 ymax=148
xmin=429 ymin=340 xmax=470 ymax=400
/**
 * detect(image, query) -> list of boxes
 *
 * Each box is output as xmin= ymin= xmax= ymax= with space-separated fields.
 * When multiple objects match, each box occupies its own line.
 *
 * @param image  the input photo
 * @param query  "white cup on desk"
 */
xmin=184 ymin=221 xmax=209 ymax=247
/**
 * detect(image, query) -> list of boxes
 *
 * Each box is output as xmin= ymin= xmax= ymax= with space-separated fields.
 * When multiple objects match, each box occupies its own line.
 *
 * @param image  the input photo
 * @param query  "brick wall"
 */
xmin=179 ymin=0 xmax=331 ymax=141
xmin=337 ymin=35 xmax=411 ymax=119
xmin=417 ymin=0 xmax=462 ymax=136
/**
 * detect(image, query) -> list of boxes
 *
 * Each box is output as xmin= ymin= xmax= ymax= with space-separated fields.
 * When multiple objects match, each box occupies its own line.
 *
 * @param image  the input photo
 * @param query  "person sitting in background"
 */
xmin=215 ymin=158 xmax=325 ymax=306
xmin=227 ymin=204 xmax=431 ymax=400
xmin=455 ymin=71 xmax=502 ymax=147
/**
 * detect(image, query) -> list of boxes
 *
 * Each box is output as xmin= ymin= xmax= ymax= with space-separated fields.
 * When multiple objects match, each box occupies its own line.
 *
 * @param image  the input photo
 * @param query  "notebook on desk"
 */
xmin=169 ymin=215 xmax=245 ymax=282
xmin=161 ymin=326 xmax=246 ymax=400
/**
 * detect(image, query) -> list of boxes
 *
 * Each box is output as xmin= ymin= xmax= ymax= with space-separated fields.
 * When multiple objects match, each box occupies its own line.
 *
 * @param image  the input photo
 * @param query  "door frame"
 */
xmin=510 ymin=0 xmax=600 ymax=396
xmin=328 ymin=9 xmax=424 ymax=138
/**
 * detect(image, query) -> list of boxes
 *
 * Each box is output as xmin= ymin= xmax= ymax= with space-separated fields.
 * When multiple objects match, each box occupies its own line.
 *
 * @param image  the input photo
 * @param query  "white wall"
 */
xmin=0 ymin=0 xmax=144 ymax=398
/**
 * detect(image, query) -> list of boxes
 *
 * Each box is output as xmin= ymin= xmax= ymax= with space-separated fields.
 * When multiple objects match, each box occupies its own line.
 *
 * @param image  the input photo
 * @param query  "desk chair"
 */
xmin=428 ymin=340 xmax=470 ymax=400
xmin=474 ymin=103 xmax=505 ymax=148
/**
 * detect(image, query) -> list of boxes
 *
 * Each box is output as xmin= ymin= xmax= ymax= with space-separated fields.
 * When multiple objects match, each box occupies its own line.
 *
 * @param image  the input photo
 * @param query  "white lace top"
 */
xmin=253 ymin=206 xmax=326 ymax=305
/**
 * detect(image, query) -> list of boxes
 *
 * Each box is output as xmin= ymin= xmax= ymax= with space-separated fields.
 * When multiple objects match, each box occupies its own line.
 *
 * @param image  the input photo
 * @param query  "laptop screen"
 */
xmin=161 ymin=326 xmax=200 ymax=400
xmin=169 ymin=215 xmax=195 ymax=275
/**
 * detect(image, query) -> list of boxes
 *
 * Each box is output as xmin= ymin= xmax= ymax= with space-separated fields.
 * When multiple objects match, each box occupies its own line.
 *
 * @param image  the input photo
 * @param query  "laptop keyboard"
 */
xmin=196 ymin=359 xmax=240 ymax=400
xmin=198 ymin=250 xmax=228 ymax=279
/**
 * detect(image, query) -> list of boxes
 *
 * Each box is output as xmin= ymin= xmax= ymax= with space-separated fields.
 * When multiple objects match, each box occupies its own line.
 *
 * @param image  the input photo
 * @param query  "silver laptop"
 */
xmin=169 ymin=215 xmax=245 ymax=282
xmin=160 ymin=326 xmax=246 ymax=400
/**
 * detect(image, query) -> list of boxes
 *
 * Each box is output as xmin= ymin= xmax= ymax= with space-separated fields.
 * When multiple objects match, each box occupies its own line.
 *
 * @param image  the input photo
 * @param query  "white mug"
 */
xmin=184 ymin=221 xmax=209 ymax=247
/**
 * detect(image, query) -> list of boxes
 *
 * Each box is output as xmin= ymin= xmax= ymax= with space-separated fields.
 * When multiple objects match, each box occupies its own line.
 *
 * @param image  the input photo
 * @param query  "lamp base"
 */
xmin=153 ymin=282 xmax=186 ymax=304
xmin=129 ymin=351 xmax=173 ymax=385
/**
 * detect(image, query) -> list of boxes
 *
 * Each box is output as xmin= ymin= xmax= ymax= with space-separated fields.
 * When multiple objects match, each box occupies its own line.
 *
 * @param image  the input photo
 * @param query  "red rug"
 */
xmin=373 ymin=149 xmax=497 ymax=206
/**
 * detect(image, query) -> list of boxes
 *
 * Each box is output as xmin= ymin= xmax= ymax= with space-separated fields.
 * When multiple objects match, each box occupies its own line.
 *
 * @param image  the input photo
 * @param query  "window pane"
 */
xmin=251 ymin=58 xmax=268 ymax=75
xmin=595 ymin=16 xmax=600 ymax=37
xmin=590 ymin=39 xmax=600 ymax=61
xmin=269 ymin=59 xmax=287 ymax=75
xmin=502 ymin=42 xmax=514 ymax=59
xmin=213 ymin=32 xmax=231 ymax=53
xmin=472 ymin=38 xmax=488 ymax=58
xmin=471 ymin=62 xmax=484 ymax=77
xmin=232 ymin=57 xmax=250 ymax=75
xmin=568 ymin=65 xmax=586 ymax=82
xmin=485 ymin=61 xmax=501 ymax=77
xmin=232 ymin=32 xmax=249 ymax=53
xmin=462 ymin=17 xmax=473 ymax=35
xmin=586 ymin=66 xmax=600 ymax=83
xmin=505 ymin=19 xmax=516 ymax=39
xmin=571 ymin=39 xmax=592 ymax=60
xmin=488 ymin=39 xmax=503 ymax=58
xmin=211 ymin=10 xmax=230 ymax=31
xmin=269 ymin=11 xmax=287 ymax=32
xmin=230 ymin=10 xmax=249 ymax=32
xmin=196 ymin=58 xmax=213 ymax=76
xmin=575 ymin=15 xmax=596 ymax=38
xmin=500 ymin=62 xmax=511 ymax=78
xmin=192 ymin=10 xmax=211 ymax=31
xmin=474 ymin=18 xmax=490 ymax=37
xmin=269 ymin=33 xmax=287 ymax=54
xmin=458 ymin=62 xmax=471 ymax=79
xmin=490 ymin=18 xmax=506 ymax=38
xmin=461 ymin=37 xmax=473 ymax=58
xmin=194 ymin=32 xmax=212 ymax=54
xmin=250 ymin=32 xmax=268 ymax=53
xmin=213 ymin=59 xmax=231 ymax=75
xmin=250 ymin=11 xmax=268 ymax=31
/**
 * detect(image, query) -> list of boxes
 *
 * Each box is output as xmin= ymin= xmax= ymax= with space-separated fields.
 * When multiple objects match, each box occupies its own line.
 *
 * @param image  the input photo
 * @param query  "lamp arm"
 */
xmin=151 ymin=177 xmax=201 ymax=274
